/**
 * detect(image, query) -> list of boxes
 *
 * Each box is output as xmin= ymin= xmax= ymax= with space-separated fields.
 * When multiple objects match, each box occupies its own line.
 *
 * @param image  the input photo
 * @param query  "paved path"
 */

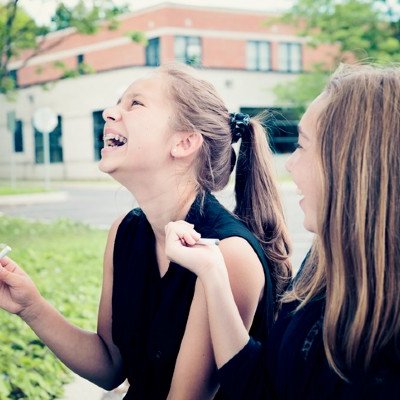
xmin=1 ymin=159 xmax=313 ymax=399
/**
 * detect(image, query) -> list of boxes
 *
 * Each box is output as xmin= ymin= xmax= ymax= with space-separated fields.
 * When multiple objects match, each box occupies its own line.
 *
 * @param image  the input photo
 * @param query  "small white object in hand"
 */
xmin=197 ymin=238 xmax=220 ymax=246
xmin=0 ymin=244 xmax=12 ymax=259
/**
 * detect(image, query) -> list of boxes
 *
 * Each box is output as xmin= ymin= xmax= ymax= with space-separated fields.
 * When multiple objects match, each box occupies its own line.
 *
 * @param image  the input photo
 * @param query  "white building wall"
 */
xmin=0 ymin=67 xmax=298 ymax=181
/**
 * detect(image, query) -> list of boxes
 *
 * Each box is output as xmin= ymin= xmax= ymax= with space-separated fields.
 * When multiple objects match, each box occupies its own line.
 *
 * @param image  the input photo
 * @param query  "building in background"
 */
xmin=0 ymin=2 xmax=336 ymax=180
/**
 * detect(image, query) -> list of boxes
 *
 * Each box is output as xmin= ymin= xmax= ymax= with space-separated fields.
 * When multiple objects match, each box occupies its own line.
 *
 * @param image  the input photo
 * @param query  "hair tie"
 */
xmin=229 ymin=112 xmax=251 ymax=143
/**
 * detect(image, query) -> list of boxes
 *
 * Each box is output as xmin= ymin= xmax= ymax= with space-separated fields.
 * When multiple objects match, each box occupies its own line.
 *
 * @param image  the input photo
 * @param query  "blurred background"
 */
xmin=2 ymin=0 xmax=400 ymax=181
xmin=1 ymin=0 xmax=399 ymax=398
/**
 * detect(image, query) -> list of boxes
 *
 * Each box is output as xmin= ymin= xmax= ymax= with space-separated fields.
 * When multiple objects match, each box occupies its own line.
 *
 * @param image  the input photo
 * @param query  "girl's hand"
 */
xmin=165 ymin=221 xmax=226 ymax=278
xmin=0 ymin=257 xmax=43 ymax=320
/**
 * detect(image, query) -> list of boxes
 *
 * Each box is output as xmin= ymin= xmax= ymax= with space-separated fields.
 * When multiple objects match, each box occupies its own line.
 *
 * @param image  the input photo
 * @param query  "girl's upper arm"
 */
xmin=168 ymin=236 xmax=265 ymax=399
xmin=218 ymin=236 xmax=265 ymax=328
xmin=97 ymin=216 xmax=125 ymax=380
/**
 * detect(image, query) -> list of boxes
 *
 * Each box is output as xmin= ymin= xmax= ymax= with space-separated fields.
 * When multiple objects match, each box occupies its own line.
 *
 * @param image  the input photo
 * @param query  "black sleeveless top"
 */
xmin=112 ymin=192 xmax=274 ymax=399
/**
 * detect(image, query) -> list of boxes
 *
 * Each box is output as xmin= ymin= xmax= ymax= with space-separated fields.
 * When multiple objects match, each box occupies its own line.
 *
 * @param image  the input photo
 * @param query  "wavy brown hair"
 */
xmin=158 ymin=63 xmax=292 ymax=296
xmin=284 ymin=64 xmax=400 ymax=378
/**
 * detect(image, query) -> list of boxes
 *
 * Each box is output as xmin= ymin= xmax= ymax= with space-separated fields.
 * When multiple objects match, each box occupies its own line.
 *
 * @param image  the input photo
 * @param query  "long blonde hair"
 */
xmin=285 ymin=64 xmax=400 ymax=378
xmin=158 ymin=63 xmax=292 ymax=296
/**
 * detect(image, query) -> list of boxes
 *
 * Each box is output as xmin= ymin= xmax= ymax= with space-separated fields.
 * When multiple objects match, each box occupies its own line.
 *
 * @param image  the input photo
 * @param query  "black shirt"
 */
xmin=219 ymin=297 xmax=400 ymax=399
xmin=112 ymin=192 xmax=275 ymax=399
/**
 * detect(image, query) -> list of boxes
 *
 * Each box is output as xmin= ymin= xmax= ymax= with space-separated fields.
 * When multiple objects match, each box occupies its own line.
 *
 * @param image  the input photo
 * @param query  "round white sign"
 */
xmin=33 ymin=107 xmax=58 ymax=134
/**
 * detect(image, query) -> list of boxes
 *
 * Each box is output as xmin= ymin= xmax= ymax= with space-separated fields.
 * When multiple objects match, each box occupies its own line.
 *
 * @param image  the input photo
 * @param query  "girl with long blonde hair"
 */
xmin=165 ymin=64 xmax=400 ymax=398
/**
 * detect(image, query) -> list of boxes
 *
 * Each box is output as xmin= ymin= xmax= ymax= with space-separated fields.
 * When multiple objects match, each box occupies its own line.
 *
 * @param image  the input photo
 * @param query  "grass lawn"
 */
xmin=0 ymin=216 xmax=107 ymax=399
xmin=0 ymin=187 xmax=50 ymax=196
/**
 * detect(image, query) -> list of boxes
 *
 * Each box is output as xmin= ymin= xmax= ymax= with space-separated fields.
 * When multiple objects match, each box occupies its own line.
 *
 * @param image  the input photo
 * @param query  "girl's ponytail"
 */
xmin=232 ymin=113 xmax=292 ymax=296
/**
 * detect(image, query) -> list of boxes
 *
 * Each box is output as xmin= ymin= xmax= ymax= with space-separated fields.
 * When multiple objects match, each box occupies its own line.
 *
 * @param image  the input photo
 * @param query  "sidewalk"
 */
xmin=62 ymin=375 xmax=128 ymax=400
xmin=62 ymin=375 xmax=106 ymax=400
xmin=0 ymin=190 xmax=68 ymax=206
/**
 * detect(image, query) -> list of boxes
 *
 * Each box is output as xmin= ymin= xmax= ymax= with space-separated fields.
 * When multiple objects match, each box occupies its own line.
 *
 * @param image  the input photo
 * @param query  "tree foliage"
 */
xmin=51 ymin=0 xmax=130 ymax=33
xmin=274 ymin=0 xmax=400 ymax=112
xmin=284 ymin=0 xmax=400 ymax=62
xmin=0 ymin=0 xmax=141 ymax=96
xmin=0 ymin=2 xmax=41 ymax=94
xmin=274 ymin=68 xmax=329 ymax=116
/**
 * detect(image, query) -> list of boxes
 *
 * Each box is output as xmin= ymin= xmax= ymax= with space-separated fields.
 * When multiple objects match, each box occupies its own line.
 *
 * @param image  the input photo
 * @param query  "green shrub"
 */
xmin=0 ymin=217 xmax=107 ymax=399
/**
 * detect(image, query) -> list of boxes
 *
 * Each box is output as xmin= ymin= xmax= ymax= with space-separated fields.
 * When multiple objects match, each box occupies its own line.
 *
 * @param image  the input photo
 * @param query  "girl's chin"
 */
xmin=98 ymin=160 xmax=116 ymax=174
xmin=302 ymin=217 xmax=317 ymax=234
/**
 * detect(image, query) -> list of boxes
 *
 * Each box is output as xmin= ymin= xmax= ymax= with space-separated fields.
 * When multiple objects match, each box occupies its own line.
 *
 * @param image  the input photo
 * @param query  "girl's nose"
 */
xmin=285 ymin=153 xmax=294 ymax=173
xmin=102 ymin=105 xmax=121 ymax=122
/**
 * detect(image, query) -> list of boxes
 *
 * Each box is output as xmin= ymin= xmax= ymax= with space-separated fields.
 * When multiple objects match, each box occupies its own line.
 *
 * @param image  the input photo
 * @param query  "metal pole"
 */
xmin=7 ymin=111 xmax=17 ymax=189
xmin=43 ymin=131 xmax=51 ymax=190
xmin=10 ymin=150 xmax=16 ymax=189
xmin=32 ymin=108 xmax=57 ymax=190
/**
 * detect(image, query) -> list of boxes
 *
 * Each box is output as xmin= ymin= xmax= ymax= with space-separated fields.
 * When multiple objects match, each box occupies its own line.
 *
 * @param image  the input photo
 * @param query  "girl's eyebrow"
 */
xmin=117 ymin=92 xmax=144 ymax=105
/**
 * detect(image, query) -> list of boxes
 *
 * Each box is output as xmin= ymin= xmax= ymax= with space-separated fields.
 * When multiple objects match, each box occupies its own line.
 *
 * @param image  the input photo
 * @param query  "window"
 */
xmin=8 ymin=69 xmax=18 ymax=88
xmin=34 ymin=116 xmax=63 ymax=164
xmin=174 ymin=36 xmax=201 ymax=66
xmin=77 ymin=54 xmax=86 ymax=74
xmin=278 ymin=43 xmax=302 ymax=72
xmin=146 ymin=38 xmax=160 ymax=66
xmin=14 ymin=120 xmax=24 ymax=153
xmin=240 ymin=107 xmax=299 ymax=153
xmin=246 ymin=41 xmax=271 ymax=71
xmin=92 ymin=110 xmax=104 ymax=161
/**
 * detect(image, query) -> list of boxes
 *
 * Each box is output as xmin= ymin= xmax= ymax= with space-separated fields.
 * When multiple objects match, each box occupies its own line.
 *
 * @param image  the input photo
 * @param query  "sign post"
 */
xmin=6 ymin=111 xmax=16 ymax=189
xmin=33 ymin=107 xmax=58 ymax=190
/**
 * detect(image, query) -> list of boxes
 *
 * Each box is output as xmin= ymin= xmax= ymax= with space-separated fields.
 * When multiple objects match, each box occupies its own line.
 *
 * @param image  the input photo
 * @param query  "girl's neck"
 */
xmin=126 ymin=175 xmax=198 ymax=242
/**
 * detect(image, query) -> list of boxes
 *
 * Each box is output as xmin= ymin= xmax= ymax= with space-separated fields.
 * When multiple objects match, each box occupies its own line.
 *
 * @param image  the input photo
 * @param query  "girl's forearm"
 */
xmin=199 ymin=266 xmax=250 ymax=368
xmin=19 ymin=298 xmax=123 ymax=390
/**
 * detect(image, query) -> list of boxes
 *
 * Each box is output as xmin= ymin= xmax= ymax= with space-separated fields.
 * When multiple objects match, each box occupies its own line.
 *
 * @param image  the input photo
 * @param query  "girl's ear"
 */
xmin=171 ymin=132 xmax=203 ymax=158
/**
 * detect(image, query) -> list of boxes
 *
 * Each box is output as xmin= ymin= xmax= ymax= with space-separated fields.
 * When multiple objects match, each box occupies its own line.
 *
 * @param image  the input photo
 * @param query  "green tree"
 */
xmin=274 ymin=0 xmax=400 ymax=113
xmin=0 ymin=0 xmax=144 ymax=96
xmin=274 ymin=68 xmax=329 ymax=116
xmin=0 ymin=1 xmax=41 ymax=94
xmin=51 ymin=0 xmax=130 ymax=32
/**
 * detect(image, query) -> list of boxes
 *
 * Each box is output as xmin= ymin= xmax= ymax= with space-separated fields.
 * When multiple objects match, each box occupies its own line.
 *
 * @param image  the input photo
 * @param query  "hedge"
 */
xmin=0 ymin=216 xmax=106 ymax=399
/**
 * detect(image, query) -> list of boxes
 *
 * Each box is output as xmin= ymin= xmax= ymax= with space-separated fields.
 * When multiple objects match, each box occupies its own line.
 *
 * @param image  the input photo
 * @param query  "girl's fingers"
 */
xmin=175 ymin=220 xmax=194 ymax=228
xmin=182 ymin=232 xmax=197 ymax=246
xmin=0 ymin=266 xmax=21 ymax=287
xmin=0 ymin=258 xmax=27 ymax=279
xmin=165 ymin=222 xmax=201 ymax=245
xmin=0 ymin=257 xmax=18 ymax=273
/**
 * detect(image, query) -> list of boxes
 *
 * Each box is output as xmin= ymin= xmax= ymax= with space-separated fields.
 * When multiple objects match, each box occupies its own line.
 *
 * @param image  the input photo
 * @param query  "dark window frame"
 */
xmin=246 ymin=40 xmax=272 ymax=71
xmin=240 ymin=106 xmax=299 ymax=153
xmin=174 ymin=36 xmax=202 ymax=66
xmin=145 ymin=37 xmax=160 ymax=66
xmin=278 ymin=42 xmax=303 ymax=73
xmin=8 ymin=69 xmax=18 ymax=88
xmin=14 ymin=120 xmax=24 ymax=153
xmin=92 ymin=110 xmax=104 ymax=161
